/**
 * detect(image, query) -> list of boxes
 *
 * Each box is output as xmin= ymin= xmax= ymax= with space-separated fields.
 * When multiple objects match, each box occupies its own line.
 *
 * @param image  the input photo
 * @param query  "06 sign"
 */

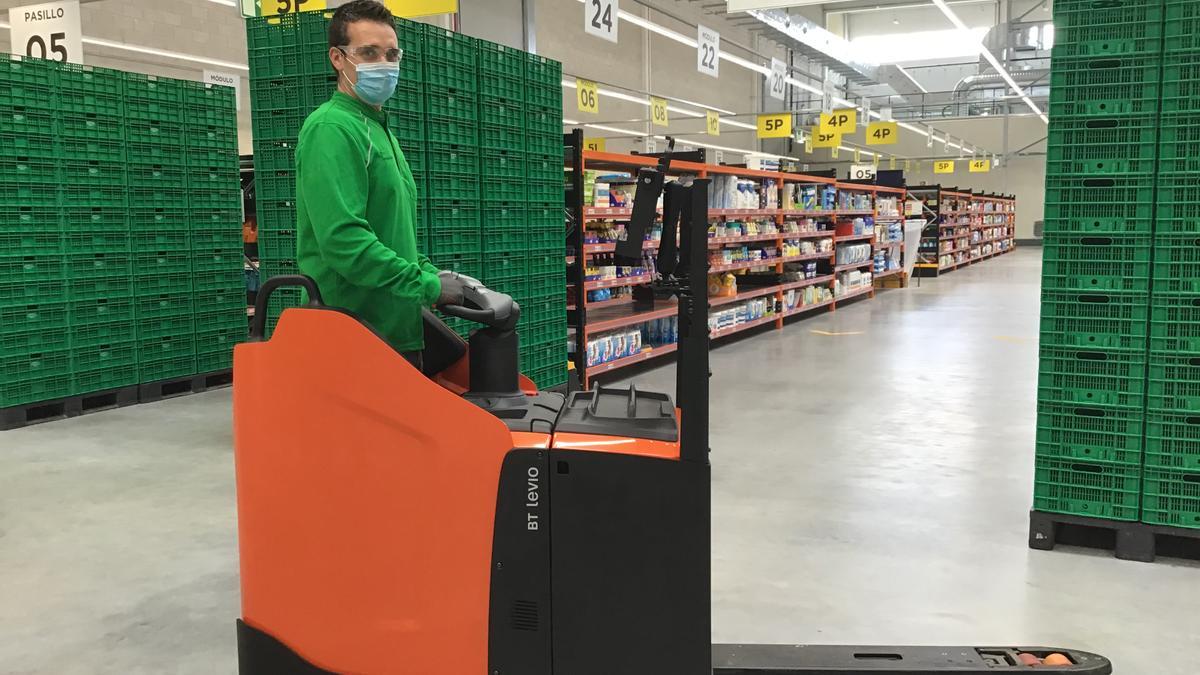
xmin=577 ymin=78 xmax=599 ymax=114
xmin=9 ymin=1 xmax=83 ymax=64
xmin=585 ymin=0 xmax=618 ymax=43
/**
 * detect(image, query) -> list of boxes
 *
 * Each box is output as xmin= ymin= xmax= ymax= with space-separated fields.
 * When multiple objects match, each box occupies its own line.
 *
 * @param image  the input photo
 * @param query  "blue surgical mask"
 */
xmin=341 ymin=53 xmax=399 ymax=106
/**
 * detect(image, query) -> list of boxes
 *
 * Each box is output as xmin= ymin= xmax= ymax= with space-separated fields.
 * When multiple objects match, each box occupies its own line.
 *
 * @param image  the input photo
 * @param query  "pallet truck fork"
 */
xmin=232 ymin=143 xmax=1111 ymax=674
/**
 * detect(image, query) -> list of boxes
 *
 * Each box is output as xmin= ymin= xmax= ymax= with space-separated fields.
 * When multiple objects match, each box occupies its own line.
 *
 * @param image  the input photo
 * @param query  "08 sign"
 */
xmin=585 ymin=0 xmax=619 ymax=43
xmin=9 ymin=0 xmax=83 ymax=65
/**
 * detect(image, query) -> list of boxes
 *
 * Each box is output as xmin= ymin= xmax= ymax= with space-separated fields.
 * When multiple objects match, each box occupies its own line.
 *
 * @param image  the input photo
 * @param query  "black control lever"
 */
xmin=438 ymin=272 xmax=521 ymax=331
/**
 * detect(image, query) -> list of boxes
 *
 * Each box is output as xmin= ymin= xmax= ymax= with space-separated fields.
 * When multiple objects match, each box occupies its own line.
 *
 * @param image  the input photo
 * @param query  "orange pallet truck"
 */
xmin=232 ymin=145 xmax=1111 ymax=675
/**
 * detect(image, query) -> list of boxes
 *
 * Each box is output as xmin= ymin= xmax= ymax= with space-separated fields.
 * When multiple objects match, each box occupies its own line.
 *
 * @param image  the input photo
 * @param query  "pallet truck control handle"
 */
xmin=250 ymin=275 xmax=325 ymax=341
xmin=438 ymin=273 xmax=521 ymax=332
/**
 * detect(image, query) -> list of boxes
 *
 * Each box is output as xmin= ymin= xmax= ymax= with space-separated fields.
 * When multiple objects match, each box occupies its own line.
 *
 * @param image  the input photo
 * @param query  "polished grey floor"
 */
xmin=1 ymin=248 xmax=1195 ymax=674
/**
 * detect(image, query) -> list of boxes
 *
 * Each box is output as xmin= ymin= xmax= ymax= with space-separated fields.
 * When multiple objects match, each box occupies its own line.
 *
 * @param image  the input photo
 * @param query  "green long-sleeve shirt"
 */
xmin=295 ymin=92 xmax=440 ymax=352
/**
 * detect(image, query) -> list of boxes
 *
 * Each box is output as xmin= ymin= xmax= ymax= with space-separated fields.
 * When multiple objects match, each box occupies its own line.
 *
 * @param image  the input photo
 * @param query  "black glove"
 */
xmin=436 ymin=270 xmax=466 ymax=307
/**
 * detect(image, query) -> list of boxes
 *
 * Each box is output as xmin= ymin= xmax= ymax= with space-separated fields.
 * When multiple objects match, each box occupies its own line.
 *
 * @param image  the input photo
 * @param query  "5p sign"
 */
xmin=8 ymin=1 xmax=83 ymax=64
xmin=866 ymin=121 xmax=898 ymax=146
xmin=934 ymin=160 xmax=956 ymax=175
xmin=756 ymin=113 xmax=791 ymax=139
xmin=585 ymin=0 xmax=618 ymax=43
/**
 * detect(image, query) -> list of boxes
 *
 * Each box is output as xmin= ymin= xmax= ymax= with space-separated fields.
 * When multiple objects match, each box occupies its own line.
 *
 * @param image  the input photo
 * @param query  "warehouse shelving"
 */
xmin=910 ymin=186 xmax=1016 ymax=277
xmin=564 ymin=139 xmax=905 ymax=387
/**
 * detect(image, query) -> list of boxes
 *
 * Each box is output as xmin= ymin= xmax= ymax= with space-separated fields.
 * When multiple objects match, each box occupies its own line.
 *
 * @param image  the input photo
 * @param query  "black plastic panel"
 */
xmin=468 ymin=392 xmax=565 ymax=434
xmin=555 ymin=386 xmax=678 ymax=442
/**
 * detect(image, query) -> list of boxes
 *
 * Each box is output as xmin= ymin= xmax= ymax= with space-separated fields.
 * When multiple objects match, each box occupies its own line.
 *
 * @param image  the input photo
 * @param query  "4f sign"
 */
xmin=934 ymin=160 xmax=956 ymax=175
xmin=9 ymin=1 xmax=83 ymax=64
xmin=585 ymin=0 xmax=618 ymax=43
xmin=969 ymin=159 xmax=991 ymax=173
xmin=819 ymin=109 xmax=856 ymax=134
xmin=697 ymin=25 xmax=719 ymax=77
xmin=757 ymin=113 xmax=791 ymax=139
xmin=768 ymin=57 xmax=787 ymax=102
xmin=866 ymin=121 xmax=898 ymax=146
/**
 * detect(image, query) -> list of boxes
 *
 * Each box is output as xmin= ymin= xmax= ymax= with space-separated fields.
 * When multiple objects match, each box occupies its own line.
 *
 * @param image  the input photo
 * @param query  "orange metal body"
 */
xmin=234 ymin=308 xmax=516 ymax=674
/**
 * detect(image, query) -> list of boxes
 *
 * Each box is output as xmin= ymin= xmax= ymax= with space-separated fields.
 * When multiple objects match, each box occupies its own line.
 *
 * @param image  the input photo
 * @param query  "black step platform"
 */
xmin=139 ymin=369 xmax=234 ymax=404
xmin=0 ymin=385 xmax=139 ymax=431
xmin=1029 ymin=509 xmax=1200 ymax=563
xmin=713 ymin=644 xmax=1111 ymax=673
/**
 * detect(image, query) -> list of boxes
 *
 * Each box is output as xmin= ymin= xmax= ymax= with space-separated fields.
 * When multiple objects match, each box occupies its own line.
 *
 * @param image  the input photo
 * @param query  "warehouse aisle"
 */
xmin=1 ymin=248 xmax=1196 ymax=674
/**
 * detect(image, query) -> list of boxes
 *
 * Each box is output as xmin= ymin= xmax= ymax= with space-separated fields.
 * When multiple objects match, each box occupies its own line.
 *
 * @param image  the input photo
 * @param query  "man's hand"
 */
xmin=436 ymin=270 xmax=466 ymax=307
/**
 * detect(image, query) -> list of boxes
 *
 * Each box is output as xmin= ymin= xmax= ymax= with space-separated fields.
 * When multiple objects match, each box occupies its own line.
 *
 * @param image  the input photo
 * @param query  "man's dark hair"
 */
xmin=328 ymin=0 xmax=396 ymax=49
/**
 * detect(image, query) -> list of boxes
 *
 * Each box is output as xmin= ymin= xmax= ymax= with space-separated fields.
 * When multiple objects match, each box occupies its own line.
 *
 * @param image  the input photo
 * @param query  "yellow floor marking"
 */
xmin=811 ymin=330 xmax=864 ymax=336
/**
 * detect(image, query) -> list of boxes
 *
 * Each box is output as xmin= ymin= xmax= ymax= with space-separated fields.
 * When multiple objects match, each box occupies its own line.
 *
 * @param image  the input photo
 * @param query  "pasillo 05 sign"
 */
xmin=8 ymin=0 xmax=83 ymax=64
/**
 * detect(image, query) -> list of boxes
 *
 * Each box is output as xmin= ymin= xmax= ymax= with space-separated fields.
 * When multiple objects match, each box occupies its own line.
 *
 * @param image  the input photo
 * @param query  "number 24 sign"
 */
xmin=585 ymin=0 xmax=618 ymax=43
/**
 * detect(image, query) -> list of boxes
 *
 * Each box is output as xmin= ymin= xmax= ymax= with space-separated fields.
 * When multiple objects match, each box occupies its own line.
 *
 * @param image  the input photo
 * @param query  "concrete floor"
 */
xmin=1 ymin=248 xmax=1196 ymax=674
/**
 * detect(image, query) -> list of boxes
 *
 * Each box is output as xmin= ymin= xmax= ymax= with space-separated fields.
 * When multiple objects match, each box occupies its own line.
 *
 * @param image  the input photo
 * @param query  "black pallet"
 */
xmin=138 ymin=369 xmax=234 ymax=404
xmin=1029 ymin=510 xmax=1200 ymax=563
xmin=0 ymin=385 xmax=139 ymax=431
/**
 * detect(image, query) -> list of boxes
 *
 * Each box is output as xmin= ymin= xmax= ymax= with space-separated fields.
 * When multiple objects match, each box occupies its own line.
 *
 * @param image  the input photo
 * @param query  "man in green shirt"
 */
xmin=295 ymin=0 xmax=464 ymax=367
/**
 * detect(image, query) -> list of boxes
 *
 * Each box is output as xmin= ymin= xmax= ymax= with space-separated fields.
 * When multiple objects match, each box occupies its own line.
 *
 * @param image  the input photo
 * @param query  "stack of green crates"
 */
xmin=1 ymin=55 xmax=243 ymax=412
xmin=1034 ymin=0 xmax=1164 ymax=522
xmin=1143 ymin=0 xmax=1200 ymax=529
xmin=246 ymin=11 xmax=567 ymax=389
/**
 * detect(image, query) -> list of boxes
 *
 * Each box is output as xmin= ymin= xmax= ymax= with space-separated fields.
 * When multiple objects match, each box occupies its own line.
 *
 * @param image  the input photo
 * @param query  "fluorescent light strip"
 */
xmin=0 ymin=19 xmax=250 ymax=71
xmin=930 ymin=0 xmax=1048 ymax=123
xmin=562 ymin=78 xmax=755 ymax=130
xmin=207 ymin=0 xmax=237 ymax=6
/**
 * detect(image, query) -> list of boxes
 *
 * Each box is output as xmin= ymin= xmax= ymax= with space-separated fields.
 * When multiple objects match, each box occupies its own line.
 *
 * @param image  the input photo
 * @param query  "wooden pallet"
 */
xmin=0 ymin=385 xmax=139 ymax=431
xmin=1029 ymin=510 xmax=1200 ymax=563
xmin=138 ymin=369 xmax=234 ymax=404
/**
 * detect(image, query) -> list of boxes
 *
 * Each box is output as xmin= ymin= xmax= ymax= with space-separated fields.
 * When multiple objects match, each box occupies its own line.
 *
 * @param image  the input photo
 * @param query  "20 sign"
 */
xmin=768 ymin=58 xmax=787 ymax=102
xmin=9 ymin=1 xmax=83 ymax=64
xmin=585 ymin=0 xmax=618 ymax=43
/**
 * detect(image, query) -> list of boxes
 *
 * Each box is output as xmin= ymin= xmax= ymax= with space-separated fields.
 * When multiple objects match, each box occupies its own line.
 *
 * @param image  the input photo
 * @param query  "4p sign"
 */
xmin=969 ymin=159 xmax=991 ymax=173
xmin=866 ymin=121 xmax=898 ymax=146
xmin=9 ymin=0 xmax=83 ymax=64
xmin=757 ymin=113 xmax=791 ymax=139
xmin=819 ymin=109 xmax=856 ymax=134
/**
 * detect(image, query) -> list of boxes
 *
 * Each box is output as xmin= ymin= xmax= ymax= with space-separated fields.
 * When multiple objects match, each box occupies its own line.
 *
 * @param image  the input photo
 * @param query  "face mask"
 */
xmin=341 ymin=54 xmax=399 ymax=106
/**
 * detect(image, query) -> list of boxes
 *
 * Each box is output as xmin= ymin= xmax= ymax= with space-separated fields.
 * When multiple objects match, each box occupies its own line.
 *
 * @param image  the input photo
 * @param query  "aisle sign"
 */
xmin=577 ymin=78 xmax=599 ymax=114
xmin=384 ymin=0 xmax=457 ymax=18
xmin=697 ymin=25 xmax=720 ymax=77
xmin=831 ymin=146 xmax=840 ymax=160
xmin=927 ymin=127 xmax=935 ymax=148
xmin=650 ymin=96 xmax=669 ymax=127
xmin=585 ymin=0 xmax=619 ymax=43
xmin=821 ymin=79 xmax=835 ymax=113
xmin=706 ymin=110 xmax=720 ymax=136
xmin=8 ymin=1 xmax=83 ymax=64
xmin=889 ymin=156 xmax=897 ymax=170
xmin=757 ymin=113 xmax=791 ymax=139
xmin=860 ymin=96 xmax=871 ymax=128
xmin=850 ymin=164 xmax=877 ymax=180
xmin=805 ymin=136 xmax=813 ymax=153
xmin=934 ymin=160 xmax=956 ymax=174
xmin=584 ymin=138 xmax=606 ymax=153
xmin=203 ymin=70 xmax=242 ymax=112
xmin=853 ymin=148 xmax=861 ymax=163
xmin=263 ymin=0 xmax=326 ymax=16
xmin=872 ymin=153 xmax=880 ymax=167
xmin=866 ymin=121 xmax=898 ymax=145
xmin=969 ymin=158 xmax=991 ymax=173
xmin=768 ymin=57 xmax=788 ymax=101
xmin=819 ymin=109 xmax=856 ymax=134
xmin=811 ymin=126 xmax=840 ymax=148
xmin=904 ymin=159 xmax=912 ymax=171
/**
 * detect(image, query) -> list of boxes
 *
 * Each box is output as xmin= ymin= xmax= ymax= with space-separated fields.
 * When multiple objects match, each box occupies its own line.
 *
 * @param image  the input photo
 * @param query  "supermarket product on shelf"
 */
xmin=784 ymin=284 xmax=833 ymax=310
xmin=835 ymin=270 xmax=873 ymax=296
xmin=584 ymin=252 xmax=654 ymax=283
xmin=877 ymin=195 xmax=901 ymax=217
xmin=839 ymin=190 xmax=873 ymax=211
xmin=835 ymin=243 xmax=873 ymax=266
xmin=586 ymin=327 xmax=645 ymax=367
xmin=708 ymin=298 xmax=776 ymax=332
xmin=710 ymin=219 xmax=779 ymax=239
xmin=708 ymin=175 xmax=779 ymax=210
xmin=707 ymin=273 xmax=738 ymax=298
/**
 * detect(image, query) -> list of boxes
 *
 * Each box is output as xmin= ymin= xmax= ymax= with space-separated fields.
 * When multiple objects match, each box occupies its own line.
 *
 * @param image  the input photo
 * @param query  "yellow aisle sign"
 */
xmin=854 ymin=148 xmax=861 ymax=163
xmin=969 ymin=159 xmax=991 ymax=173
xmin=866 ymin=121 xmax=898 ymax=145
xmin=831 ymin=146 xmax=840 ymax=159
xmin=577 ymin=79 xmax=599 ymax=114
xmin=889 ymin=156 xmax=897 ymax=170
xmin=872 ymin=152 xmax=880 ymax=167
xmin=805 ymin=136 xmax=813 ymax=153
xmin=706 ymin=110 xmax=720 ymax=136
xmin=904 ymin=159 xmax=912 ymax=171
xmin=651 ymin=96 xmax=669 ymax=127
xmin=757 ymin=113 xmax=791 ymax=138
xmin=819 ymin=108 xmax=857 ymax=134
xmin=262 ymin=0 xmax=326 ymax=15
xmin=384 ymin=0 xmax=458 ymax=17
xmin=934 ymin=160 xmax=956 ymax=174
xmin=811 ymin=126 xmax=840 ymax=148
xmin=584 ymin=138 xmax=606 ymax=153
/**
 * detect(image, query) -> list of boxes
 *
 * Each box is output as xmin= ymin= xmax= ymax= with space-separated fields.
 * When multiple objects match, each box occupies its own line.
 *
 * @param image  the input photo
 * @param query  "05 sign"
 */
xmin=9 ymin=0 xmax=83 ymax=64
xmin=585 ymin=0 xmax=618 ymax=43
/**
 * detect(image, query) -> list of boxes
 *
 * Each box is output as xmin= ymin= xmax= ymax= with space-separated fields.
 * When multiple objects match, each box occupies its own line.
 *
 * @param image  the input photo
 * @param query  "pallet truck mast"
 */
xmin=231 ymin=140 xmax=1111 ymax=674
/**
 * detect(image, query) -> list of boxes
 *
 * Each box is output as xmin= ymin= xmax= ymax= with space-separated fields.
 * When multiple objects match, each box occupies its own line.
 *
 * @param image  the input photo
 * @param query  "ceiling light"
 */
xmin=893 ymin=19 xmax=901 ymax=25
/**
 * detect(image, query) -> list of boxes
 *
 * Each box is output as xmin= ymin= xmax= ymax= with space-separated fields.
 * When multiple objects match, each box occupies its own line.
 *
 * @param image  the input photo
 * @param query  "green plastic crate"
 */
xmin=73 ymin=320 xmax=138 ymax=347
xmin=0 ymin=107 xmax=55 ymax=138
xmin=1032 ymin=456 xmax=1142 ymax=521
xmin=1149 ymin=367 xmax=1200 ymax=412
xmin=135 ymin=293 xmax=194 ymax=322
xmin=137 ymin=313 xmax=196 ymax=344
xmin=1141 ymin=468 xmax=1200 ymax=529
xmin=1041 ymin=255 xmax=1150 ymax=294
xmin=427 ymin=143 xmax=478 ymax=176
xmin=429 ymin=253 xmax=480 ymax=279
xmin=522 ymin=341 xmax=564 ymax=372
xmin=0 ymin=54 xmax=56 ymax=109
xmin=2 ymin=327 xmax=71 ymax=357
xmin=526 ymin=133 xmax=561 ymax=157
xmin=1038 ymin=343 xmax=1147 ymax=379
xmin=0 ymin=228 xmax=62 ymax=256
xmin=61 ymin=160 xmax=125 ymax=188
xmin=1054 ymin=0 xmax=1164 ymax=35
xmin=195 ymin=324 xmax=245 ymax=355
xmin=1047 ymin=87 xmax=1160 ymax=118
xmin=195 ymin=289 xmax=246 ymax=315
xmin=139 ymin=355 xmax=197 ymax=383
xmin=58 ymin=112 xmax=124 ymax=141
xmin=387 ymin=108 xmax=425 ymax=142
xmin=1037 ymin=399 xmax=1144 ymax=438
xmin=134 ymin=251 xmax=191 ymax=278
xmin=64 ymin=208 xmax=125 ymax=237
xmin=1146 ymin=410 xmax=1200 ymax=469
xmin=254 ymin=108 xmax=306 ymax=142
xmin=428 ymin=228 xmax=481 ymax=258
xmin=1 ymin=349 xmax=72 ymax=381
xmin=479 ymin=74 xmax=524 ymax=102
xmin=0 ymin=374 xmax=73 ymax=408
xmin=425 ymin=87 xmax=478 ymax=121
xmin=478 ymin=42 xmax=525 ymax=79
xmin=0 ymin=131 xmax=54 ymax=159
xmin=1037 ymin=366 xmax=1146 ymax=408
xmin=476 ymin=124 xmax=525 ymax=154
xmin=70 ymin=297 xmax=135 ymax=325
xmin=67 ymin=230 xmax=130 ymax=256
xmin=1165 ymin=1 xmax=1200 ymax=52
xmin=69 ymin=277 xmax=134 ymax=302
xmin=0 ymin=301 xmax=69 ymax=335
xmin=194 ymin=248 xmax=244 ymax=274
xmin=1152 ymin=238 xmax=1200 ymax=292
xmin=0 ymin=181 xmax=58 ymax=208
xmin=253 ymin=142 xmax=297 ymax=174
xmin=1053 ymin=30 xmax=1163 ymax=59
xmin=525 ymin=82 xmax=561 ymax=111
xmin=1040 ymin=216 xmax=1152 ymax=235
xmin=64 ymin=185 xmax=127 ymax=208
xmin=1046 ymin=116 xmax=1159 ymax=153
xmin=1045 ymin=137 xmax=1157 ymax=176
xmin=1034 ymin=428 xmax=1144 ymax=464
xmin=526 ymin=364 xmax=567 ymax=390
xmin=190 ymin=189 xmax=241 ymax=211
xmin=74 ymin=365 xmax=139 ymax=395
xmin=524 ymin=54 xmax=561 ymax=87
xmin=1154 ymin=175 xmax=1200 ymax=228
xmin=251 ymin=76 xmax=305 ymax=111
xmin=256 ymin=199 xmax=298 ymax=231
xmin=430 ymin=173 xmax=480 ymax=201
xmin=186 ymin=125 xmax=238 ymax=151
xmin=478 ymin=99 xmax=525 ymax=130
xmin=197 ymin=348 xmax=234 ymax=374
xmin=1157 ymin=121 xmax=1200 ymax=174
xmin=131 ymin=230 xmax=189 ymax=254
xmin=0 ymin=256 xmax=64 ymax=284
xmin=479 ymin=150 xmax=526 ymax=180
xmin=73 ymin=341 xmax=138 ymax=372
xmin=1 ymin=206 xmax=60 ymax=231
